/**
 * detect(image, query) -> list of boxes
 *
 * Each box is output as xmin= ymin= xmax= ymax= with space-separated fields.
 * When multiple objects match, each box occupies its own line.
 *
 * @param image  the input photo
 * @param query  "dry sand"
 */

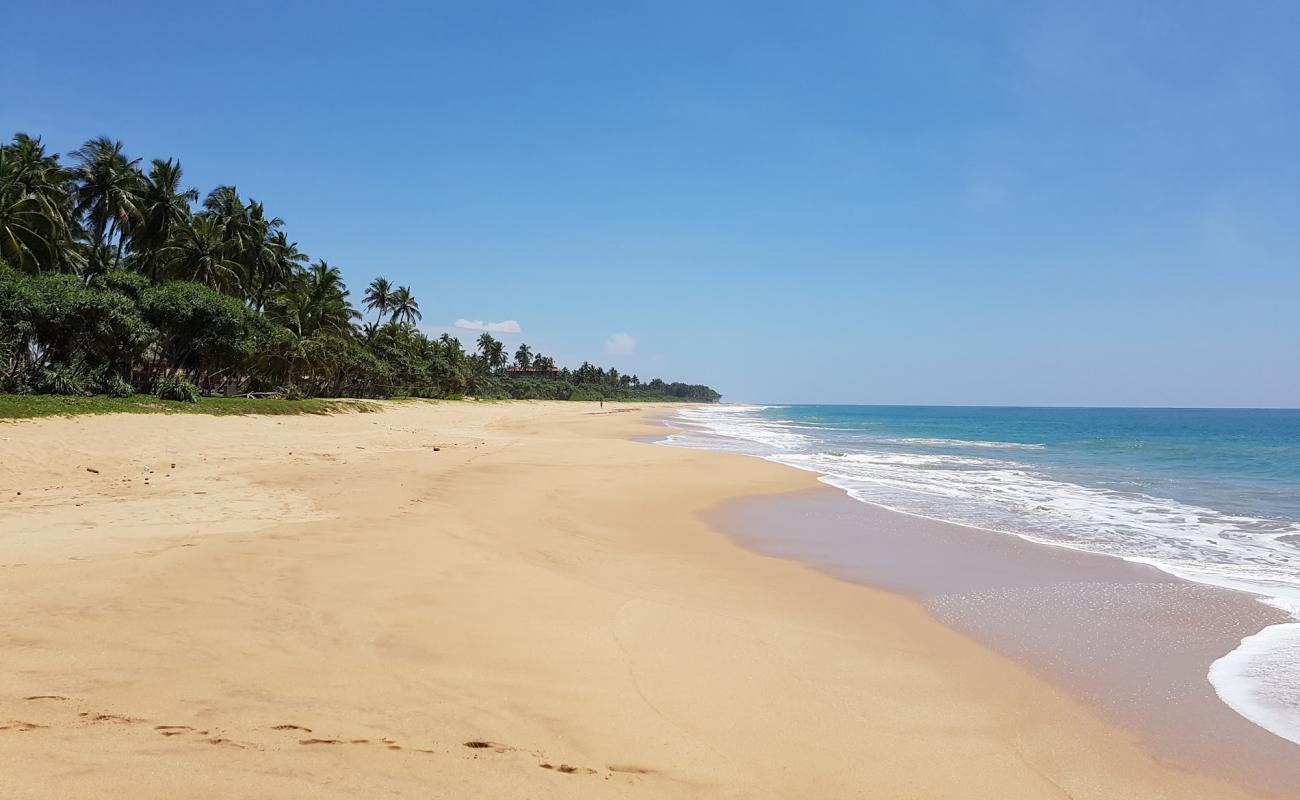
xmin=0 ymin=401 xmax=1269 ymax=798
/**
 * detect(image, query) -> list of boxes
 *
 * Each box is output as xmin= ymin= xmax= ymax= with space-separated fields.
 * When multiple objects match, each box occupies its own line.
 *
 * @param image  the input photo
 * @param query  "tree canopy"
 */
xmin=0 ymin=132 xmax=721 ymax=404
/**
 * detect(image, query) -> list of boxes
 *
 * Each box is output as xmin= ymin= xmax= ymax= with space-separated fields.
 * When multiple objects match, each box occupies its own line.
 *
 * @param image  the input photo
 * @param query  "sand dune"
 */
xmin=0 ymin=402 xmax=1264 ymax=798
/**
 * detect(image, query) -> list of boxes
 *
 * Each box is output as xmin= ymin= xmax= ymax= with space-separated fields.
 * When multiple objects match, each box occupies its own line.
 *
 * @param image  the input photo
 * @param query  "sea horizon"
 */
xmin=732 ymin=402 xmax=1300 ymax=411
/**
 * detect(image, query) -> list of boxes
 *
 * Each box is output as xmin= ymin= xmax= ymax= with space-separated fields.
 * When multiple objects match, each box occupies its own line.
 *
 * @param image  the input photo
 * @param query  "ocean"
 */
xmin=660 ymin=404 xmax=1300 ymax=746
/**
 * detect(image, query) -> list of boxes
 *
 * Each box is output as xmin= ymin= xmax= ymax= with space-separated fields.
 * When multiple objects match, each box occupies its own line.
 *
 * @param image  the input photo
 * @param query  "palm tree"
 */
xmin=363 ymin=277 xmax=393 ymax=324
xmin=128 ymin=158 xmax=197 ymax=280
xmin=0 ymin=193 xmax=50 ymax=271
xmin=241 ymin=200 xmax=288 ymax=305
xmin=390 ymin=285 xmax=421 ymax=326
xmin=0 ymin=154 xmax=53 ymax=271
xmin=199 ymin=187 xmax=290 ymax=303
xmin=514 ymin=343 xmax=532 ymax=370
xmin=159 ymin=216 xmax=242 ymax=291
xmin=0 ymin=135 xmax=78 ymax=273
xmin=70 ymin=137 xmax=142 ymax=272
xmin=476 ymin=332 xmax=506 ymax=372
xmin=438 ymin=333 xmax=464 ymax=357
xmin=251 ymin=230 xmax=308 ymax=311
xmin=201 ymin=185 xmax=249 ymax=232
xmin=269 ymin=260 xmax=359 ymax=337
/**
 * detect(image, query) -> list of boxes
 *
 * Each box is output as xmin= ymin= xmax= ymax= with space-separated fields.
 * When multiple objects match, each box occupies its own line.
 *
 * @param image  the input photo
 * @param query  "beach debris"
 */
xmin=143 ymin=465 xmax=154 ymax=474
xmin=85 ymin=467 xmax=99 ymax=474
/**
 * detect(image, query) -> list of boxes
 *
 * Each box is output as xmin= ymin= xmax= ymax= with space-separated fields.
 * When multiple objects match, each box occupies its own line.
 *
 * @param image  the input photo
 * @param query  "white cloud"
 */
xmin=454 ymin=319 xmax=521 ymax=334
xmin=603 ymin=332 xmax=637 ymax=356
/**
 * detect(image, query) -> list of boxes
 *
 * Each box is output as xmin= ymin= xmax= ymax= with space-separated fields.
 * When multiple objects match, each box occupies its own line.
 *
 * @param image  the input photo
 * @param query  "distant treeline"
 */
xmin=0 ymin=133 xmax=720 ymax=404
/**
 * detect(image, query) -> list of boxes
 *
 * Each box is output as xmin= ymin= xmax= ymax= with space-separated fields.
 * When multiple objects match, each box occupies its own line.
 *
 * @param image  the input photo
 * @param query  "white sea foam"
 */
xmin=880 ymin=436 xmax=1047 ymax=450
xmin=661 ymin=404 xmax=1300 ymax=746
xmin=1210 ymin=614 xmax=1300 ymax=746
xmin=666 ymin=404 xmax=809 ymax=451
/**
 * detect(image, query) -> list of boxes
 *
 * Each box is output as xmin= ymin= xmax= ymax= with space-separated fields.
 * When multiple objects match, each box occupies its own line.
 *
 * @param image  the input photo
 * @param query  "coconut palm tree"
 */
xmin=390 ymin=285 xmax=421 ymax=326
xmin=128 ymin=158 xmax=198 ymax=280
xmin=199 ymin=187 xmax=286 ymax=302
xmin=241 ymin=200 xmax=288 ymax=302
xmin=159 ymin=216 xmax=242 ymax=291
xmin=201 ymin=185 xmax=249 ymax=232
xmin=364 ymin=277 xmax=393 ymax=324
xmin=476 ymin=332 xmax=506 ymax=372
xmin=250 ymin=230 xmax=308 ymax=311
xmin=514 ymin=343 xmax=532 ymax=369
xmin=0 ymin=134 xmax=78 ymax=273
xmin=0 ymin=157 xmax=53 ymax=272
xmin=70 ymin=137 xmax=142 ymax=272
xmin=269 ymin=260 xmax=359 ymax=337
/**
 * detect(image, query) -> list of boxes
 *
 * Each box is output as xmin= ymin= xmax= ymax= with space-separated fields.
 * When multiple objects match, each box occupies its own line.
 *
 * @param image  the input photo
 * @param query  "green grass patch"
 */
xmin=0 ymin=393 xmax=380 ymax=420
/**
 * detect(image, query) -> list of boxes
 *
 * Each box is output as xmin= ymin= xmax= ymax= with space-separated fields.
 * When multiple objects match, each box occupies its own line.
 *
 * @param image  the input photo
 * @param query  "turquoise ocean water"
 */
xmin=661 ymin=404 xmax=1300 ymax=746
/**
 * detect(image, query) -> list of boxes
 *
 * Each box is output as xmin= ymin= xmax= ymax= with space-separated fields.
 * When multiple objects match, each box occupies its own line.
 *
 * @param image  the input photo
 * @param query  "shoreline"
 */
xmin=0 ymin=402 xmax=1277 ymax=797
xmin=705 ymin=487 xmax=1298 ymax=798
xmin=653 ymin=404 xmax=1300 ymax=758
xmin=646 ymin=408 xmax=1298 ymax=796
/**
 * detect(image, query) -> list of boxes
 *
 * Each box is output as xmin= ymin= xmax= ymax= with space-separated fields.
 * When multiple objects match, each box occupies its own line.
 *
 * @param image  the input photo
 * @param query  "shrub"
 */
xmin=154 ymin=375 xmax=199 ymax=403
xmin=140 ymin=282 xmax=254 ymax=378
xmin=39 ymin=365 xmax=86 ymax=396
xmin=101 ymin=375 xmax=134 ymax=398
xmin=278 ymin=384 xmax=306 ymax=401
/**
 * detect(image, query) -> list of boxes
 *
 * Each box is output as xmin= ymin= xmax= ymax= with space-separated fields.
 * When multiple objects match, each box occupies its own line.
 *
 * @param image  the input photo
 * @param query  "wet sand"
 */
xmin=712 ymin=487 xmax=1300 ymax=798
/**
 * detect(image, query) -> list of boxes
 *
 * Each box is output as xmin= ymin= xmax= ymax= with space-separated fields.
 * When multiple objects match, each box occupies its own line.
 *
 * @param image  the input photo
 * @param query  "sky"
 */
xmin=3 ymin=1 xmax=1298 ymax=406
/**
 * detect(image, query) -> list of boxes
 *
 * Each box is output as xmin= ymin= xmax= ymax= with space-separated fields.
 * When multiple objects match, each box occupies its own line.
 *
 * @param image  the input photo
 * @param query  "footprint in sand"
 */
xmin=155 ymin=725 xmax=208 ymax=737
xmin=539 ymin=763 xmax=598 ymax=775
xmin=90 ymin=713 xmax=140 ymax=724
xmin=286 ymin=728 xmax=433 ymax=754
xmin=1 ymin=721 xmax=46 ymax=732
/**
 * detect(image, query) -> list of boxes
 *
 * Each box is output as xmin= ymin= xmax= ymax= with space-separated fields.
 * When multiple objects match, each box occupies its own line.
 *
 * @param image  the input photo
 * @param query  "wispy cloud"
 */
xmin=603 ymin=332 xmax=637 ymax=356
xmin=454 ymin=319 xmax=521 ymax=333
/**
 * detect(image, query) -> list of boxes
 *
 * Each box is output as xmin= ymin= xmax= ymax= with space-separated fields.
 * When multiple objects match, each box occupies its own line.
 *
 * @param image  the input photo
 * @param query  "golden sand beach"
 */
xmin=0 ymin=402 xmax=1267 ymax=798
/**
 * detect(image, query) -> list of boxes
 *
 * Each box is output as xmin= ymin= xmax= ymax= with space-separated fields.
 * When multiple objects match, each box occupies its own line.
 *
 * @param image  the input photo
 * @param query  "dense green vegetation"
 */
xmin=0 ymin=133 xmax=721 ymax=405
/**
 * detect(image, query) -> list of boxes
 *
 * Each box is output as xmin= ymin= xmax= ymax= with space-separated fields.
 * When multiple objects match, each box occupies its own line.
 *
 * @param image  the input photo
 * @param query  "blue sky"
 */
xmin=3 ymin=1 xmax=1298 ymax=406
